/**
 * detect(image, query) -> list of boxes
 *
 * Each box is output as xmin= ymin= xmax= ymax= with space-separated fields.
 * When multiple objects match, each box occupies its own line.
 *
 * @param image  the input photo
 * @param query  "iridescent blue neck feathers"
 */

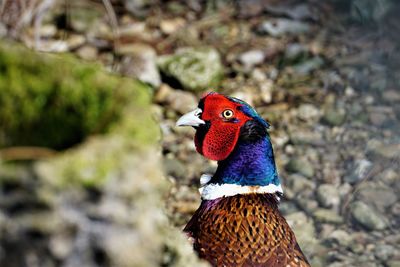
xmin=210 ymin=135 xmax=279 ymax=186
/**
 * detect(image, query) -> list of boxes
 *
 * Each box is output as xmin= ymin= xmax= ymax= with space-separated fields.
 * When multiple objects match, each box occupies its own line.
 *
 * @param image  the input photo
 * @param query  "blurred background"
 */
xmin=0 ymin=0 xmax=399 ymax=266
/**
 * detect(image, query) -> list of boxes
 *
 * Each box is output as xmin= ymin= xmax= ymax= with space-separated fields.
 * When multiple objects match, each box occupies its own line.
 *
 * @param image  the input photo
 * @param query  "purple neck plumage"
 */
xmin=209 ymin=135 xmax=280 ymax=187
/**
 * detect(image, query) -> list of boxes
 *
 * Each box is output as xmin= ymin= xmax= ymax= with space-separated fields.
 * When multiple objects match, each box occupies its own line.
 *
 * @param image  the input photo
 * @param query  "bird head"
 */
xmin=176 ymin=92 xmax=269 ymax=161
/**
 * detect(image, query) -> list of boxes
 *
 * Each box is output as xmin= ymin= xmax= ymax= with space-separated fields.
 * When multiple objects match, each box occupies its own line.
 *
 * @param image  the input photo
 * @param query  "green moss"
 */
xmin=0 ymin=41 xmax=156 ymax=149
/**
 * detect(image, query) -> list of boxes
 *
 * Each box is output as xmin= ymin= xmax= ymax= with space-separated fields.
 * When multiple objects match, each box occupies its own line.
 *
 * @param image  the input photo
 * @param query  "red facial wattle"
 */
xmin=194 ymin=94 xmax=251 ymax=161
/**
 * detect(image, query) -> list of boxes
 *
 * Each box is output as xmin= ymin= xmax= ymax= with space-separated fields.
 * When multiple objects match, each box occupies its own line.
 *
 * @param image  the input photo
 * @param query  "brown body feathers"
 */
xmin=184 ymin=194 xmax=310 ymax=267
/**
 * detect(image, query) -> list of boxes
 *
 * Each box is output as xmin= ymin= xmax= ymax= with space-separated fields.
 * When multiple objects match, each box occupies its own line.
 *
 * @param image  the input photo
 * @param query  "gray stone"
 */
xmin=286 ymin=174 xmax=315 ymax=193
xmin=284 ymin=43 xmax=308 ymax=62
xmin=285 ymin=158 xmax=315 ymax=178
xmin=313 ymin=209 xmax=344 ymax=224
xmin=259 ymin=19 xmax=310 ymax=37
xmin=158 ymin=47 xmax=223 ymax=91
xmin=124 ymin=0 xmax=156 ymax=17
xmin=285 ymin=212 xmax=318 ymax=257
xmin=321 ymin=107 xmax=346 ymax=126
xmin=367 ymin=140 xmax=400 ymax=160
xmin=296 ymin=198 xmax=319 ymax=214
xmin=374 ymin=244 xmax=396 ymax=261
xmin=387 ymin=260 xmax=400 ymax=267
xmin=293 ymin=57 xmax=324 ymax=75
xmin=350 ymin=201 xmax=388 ymax=230
xmin=344 ymin=159 xmax=373 ymax=184
xmin=118 ymin=44 xmax=161 ymax=88
xmin=76 ymin=45 xmax=98 ymax=61
xmin=154 ymin=84 xmax=197 ymax=114
xmin=238 ymin=49 xmax=265 ymax=70
xmin=326 ymin=229 xmax=352 ymax=247
xmin=317 ymin=184 xmax=340 ymax=208
xmin=265 ymin=3 xmax=317 ymax=21
xmin=297 ymin=103 xmax=320 ymax=122
xmin=356 ymin=182 xmax=397 ymax=212
xmin=163 ymin=157 xmax=187 ymax=180
xmin=351 ymin=0 xmax=393 ymax=23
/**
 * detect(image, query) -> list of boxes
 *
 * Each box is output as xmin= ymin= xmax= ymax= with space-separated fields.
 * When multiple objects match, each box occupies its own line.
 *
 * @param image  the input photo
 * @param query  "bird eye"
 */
xmin=222 ymin=109 xmax=234 ymax=119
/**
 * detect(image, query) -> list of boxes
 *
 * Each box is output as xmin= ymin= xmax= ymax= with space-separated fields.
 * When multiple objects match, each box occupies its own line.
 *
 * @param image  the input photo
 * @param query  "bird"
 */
xmin=176 ymin=92 xmax=310 ymax=267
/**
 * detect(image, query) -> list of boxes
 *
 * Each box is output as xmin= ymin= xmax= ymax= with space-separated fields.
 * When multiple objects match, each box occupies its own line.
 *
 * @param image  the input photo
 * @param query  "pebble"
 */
xmin=284 ymin=43 xmax=308 ymax=62
xmin=285 ymin=212 xmax=317 ymax=256
xmin=258 ymin=19 xmax=310 ymax=37
xmin=76 ymin=45 xmax=98 ymax=61
xmin=155 ymin=84 xmax=197 ymax=114
xmin=374 ymin=244 xmax=396 ymax=262
xmin=118 ymin=43 xmax=161 ymax=88
xmin=157 ymin=47 xmax=223 ymax=92
xmin=285 ymin=158 xmax=315 ymax=178
xmin=67 ymin=35 xmax=86 ymax=50
xmin=313 ymin=209 xmax=343 ymax=224
xmin=297 ymin=103 xmax=320 ymax=122
xmin=356 ymin=182 xmax=397 ymax=212
xmin=286 ymin=174 xmax=316 ymax=193
xmin=350 ymin=201 xmax=388 ymax=230
xmin=160 ymin=18 xmax=186 ymax=35
xmin=293 ymin=56 xmax=324 ymax=75
xmin=238 ymin=49 xmax=265 ymax=70
xmin=317 ymin=184 xmax=340 ymax=209
xmin=344 ymin=159 xmax=372 ymax=184
xmin=326 ymin=229 xmax=352 ymax=247
xmin=321 ymin=107 xmax=346 ymax=126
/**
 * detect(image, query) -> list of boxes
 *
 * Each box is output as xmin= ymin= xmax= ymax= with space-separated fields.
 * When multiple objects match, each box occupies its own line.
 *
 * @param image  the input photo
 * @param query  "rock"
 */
xmin=350 ymin=201 xmax=388 ymax=230
xmin=286 ymin=174 xmax=315 ymax=194
xmin=297 ymin=103 xmax=320 ymax=122
xmin=296 ymin=198 xmax=319 ymax=214
xmin=160 ymin=18 xmax=186 ymax=35
xmin=0 ymin=23 xmax=6 ymax=38
xmin=374 ymin=244 xmax=396 ymax=262
xmin=285 ymin=43 xmax=309 ymax=60
xmin=356 ymin=182 xmax=397 ymax=212
xmin=158 ymin=47 xmax=223 ymax=91
xmin=238 ymin=49 xmax=265 ymax=70
xmin=313 ymin=209 xmax=344 ymax=224
xmin=344 ymin=159 xmax=373 ymax=184
xmin=285 ymin=158 xmax=315 ymax=178
xmin=326 ymin=229 xmax=352 ymax=247
xmin=387 ymin=260 xmax=400 ymax=267
xmin=0 ymin=41 xmax=150 ymax=149
xmin=293 ymin=56 xmax=324 ymax=75
xmin=67 ymin=34 xmax=86 ymax=50
xmin=69 ymin=6 xmax=103 ymax=33
xmin=285 ymin=212 xmax=317 ymax=258
xmin=383 ymin=90 xmax=400 ymax=102
xmin=155 ymin=84 xmax=197 ymax=114
xmin=76 ymin=45 xmax=98 ymax=61
xmin=163 ymin=157 xmax=187 ymax=179
xmin=265 ymin=3 xmax=317 ymax=21
xmin=350 ymin=0 xmax=393 ymax=23
xmin=367 ymin=140 xmax=400 ymax=159
xmin=258 ymin=19 xmax=310 ymax=37
xmin=0 ymin=40 xmax=204 ymax=266
xmin=118 ymin=44 xmax=161 ymax=88
xmin=321 ymin=107 xmax=346 ymax=126
xmin=124 ymin=0 xmax=156 ymax=17
xmin=289 ymin=129 xmax=323 ymax=146
xmin=317 ymin=184 xmax=340 ymax=209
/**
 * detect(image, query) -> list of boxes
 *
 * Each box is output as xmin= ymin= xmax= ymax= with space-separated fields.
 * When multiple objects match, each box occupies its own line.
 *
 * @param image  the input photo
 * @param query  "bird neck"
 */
xmin=210 ymin=136 xmax=280 ymax=187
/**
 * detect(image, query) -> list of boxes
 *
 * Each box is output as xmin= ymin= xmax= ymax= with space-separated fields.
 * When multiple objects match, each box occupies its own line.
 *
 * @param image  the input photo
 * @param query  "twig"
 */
xmin=0 ymin=146 xmax=57 ymax=161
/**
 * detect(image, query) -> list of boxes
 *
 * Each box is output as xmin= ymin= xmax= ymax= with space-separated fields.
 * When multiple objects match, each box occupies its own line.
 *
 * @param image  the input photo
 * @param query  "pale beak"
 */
xmin=176 ymin=108 xmax=205 ymax=127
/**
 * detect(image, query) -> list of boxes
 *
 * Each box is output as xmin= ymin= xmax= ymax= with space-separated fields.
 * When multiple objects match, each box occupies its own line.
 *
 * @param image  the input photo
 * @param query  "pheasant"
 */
xmin=176 ymin=92 xmax=310 ymax=267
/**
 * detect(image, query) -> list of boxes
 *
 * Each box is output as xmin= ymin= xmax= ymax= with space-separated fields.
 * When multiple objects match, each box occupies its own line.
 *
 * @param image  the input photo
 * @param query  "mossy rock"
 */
xmin=157 ymin=47 xmax=223 ymax=92
xmin=0 ymin=41 xmax=154 ymax=149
